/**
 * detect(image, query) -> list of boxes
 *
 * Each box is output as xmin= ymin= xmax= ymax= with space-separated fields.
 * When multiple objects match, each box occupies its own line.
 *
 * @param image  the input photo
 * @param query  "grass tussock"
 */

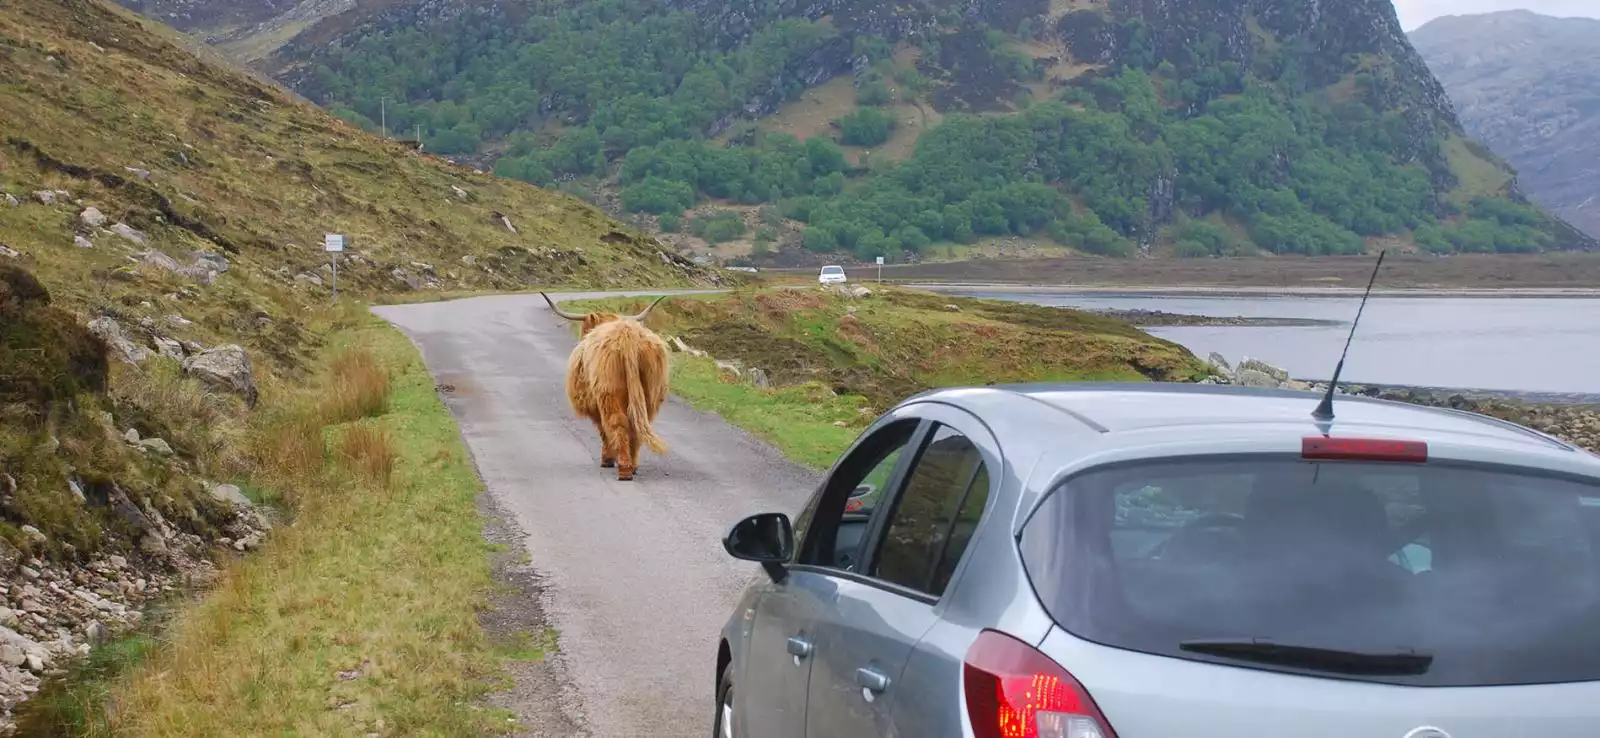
xmin=77 ymin=317 xmax=511 ymax=737
xmin=335 ymin=423 xmax=397 ymax=489
xmin=321 ymin=347 xmax=391 ymax=425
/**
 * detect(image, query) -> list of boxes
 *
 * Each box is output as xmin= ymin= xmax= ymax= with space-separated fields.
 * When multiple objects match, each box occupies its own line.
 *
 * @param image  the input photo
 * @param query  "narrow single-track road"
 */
xmin=374 ymin=291 xmax=821 ymax=737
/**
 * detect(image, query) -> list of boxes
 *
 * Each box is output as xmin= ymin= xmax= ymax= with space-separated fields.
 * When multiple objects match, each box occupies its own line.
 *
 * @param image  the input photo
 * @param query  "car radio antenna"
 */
xmin=1311 ymin=249 xmax=1386 ymax=423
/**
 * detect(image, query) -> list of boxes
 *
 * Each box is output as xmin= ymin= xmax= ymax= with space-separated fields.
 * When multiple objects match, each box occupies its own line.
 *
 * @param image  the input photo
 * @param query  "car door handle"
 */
xmin=855 ymin=666 xmax=890 ymax=693
xmin=786 ymin=636 xmax=813 ymax=658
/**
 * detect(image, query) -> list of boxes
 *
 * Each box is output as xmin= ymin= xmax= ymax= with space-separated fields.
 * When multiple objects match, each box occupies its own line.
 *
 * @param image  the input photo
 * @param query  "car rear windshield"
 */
xmin=1019 ymin=457 xmax=1600 ymax=686
xmin=821 ymin=266 xmax=843 ymax=274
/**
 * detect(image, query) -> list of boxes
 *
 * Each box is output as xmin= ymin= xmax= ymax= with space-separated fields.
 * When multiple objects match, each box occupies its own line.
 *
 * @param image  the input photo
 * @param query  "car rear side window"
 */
xmin=871 ymin=425 xmax=989 ymax=597
xmin=1019 ymin=458 xmax=1600 ymax=687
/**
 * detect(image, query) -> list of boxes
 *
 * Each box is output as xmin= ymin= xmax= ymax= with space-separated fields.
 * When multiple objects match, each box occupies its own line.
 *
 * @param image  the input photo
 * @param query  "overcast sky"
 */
xmin=1393 ymin=0 xmax=1600 ymax=30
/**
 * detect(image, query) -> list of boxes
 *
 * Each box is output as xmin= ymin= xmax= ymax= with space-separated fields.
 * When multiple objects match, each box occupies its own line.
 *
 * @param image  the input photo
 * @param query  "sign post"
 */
xmin=875 ymin=255 xmax=884 ymax=283
xmin=324 ymin=233 xmax=346 ymax=300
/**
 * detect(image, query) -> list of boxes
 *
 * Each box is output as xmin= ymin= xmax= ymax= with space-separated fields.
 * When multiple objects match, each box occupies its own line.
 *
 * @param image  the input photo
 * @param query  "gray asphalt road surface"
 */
xmin=374 ymin=291 xmax=822 ymax=737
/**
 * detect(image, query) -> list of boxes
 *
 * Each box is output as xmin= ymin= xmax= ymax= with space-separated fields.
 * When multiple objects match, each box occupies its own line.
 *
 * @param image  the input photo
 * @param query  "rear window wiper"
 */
xmin=1180 ymin=638 xmax=1434 ymax=676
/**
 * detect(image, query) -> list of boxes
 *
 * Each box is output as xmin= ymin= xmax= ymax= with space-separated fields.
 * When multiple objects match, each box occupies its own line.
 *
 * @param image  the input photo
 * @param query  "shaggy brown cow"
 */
xmin=542 ymin=293 xmax=671 ymax=481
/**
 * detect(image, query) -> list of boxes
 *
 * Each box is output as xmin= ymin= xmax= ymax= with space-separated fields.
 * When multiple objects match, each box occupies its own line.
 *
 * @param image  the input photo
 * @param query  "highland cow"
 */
xmin=542 ymin=293 xmax=671 ymax=481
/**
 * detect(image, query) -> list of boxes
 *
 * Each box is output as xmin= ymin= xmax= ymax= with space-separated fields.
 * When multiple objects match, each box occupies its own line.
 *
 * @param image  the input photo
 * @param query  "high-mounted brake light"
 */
xmin=1302 ymin=436 xmax=1428 ymax=463
xmin=963 ymin=630 xmax=1119 ymax=738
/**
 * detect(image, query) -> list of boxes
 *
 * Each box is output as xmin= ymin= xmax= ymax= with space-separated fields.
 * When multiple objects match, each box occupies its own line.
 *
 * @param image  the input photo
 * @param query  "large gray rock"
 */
xmin=1238 ymin=358 xmax=1289 ymax=382
xmin=208 ymin=483 xmax=253 ymax=510
xmin=87 ymin=317 xmax=150 ymax=365
xmin=74 ymin=234 xmax=94 ymax=249
xmin=190 ymin=250 xmax=229 ymax=274
xmin=181 ymin=344 xmax=258 ymax=407
xmin=111 ymin=223 xmax=148 ymax=245
xmin=3 ymin=193 xmax=18 ymax=208
xmin=79 ymin=207 xmax=107 ymax=228
xmin=139 ymin=250 xmax=180 ymax=272
xmin=1234 ymin=368 xmax=1284 ymax=389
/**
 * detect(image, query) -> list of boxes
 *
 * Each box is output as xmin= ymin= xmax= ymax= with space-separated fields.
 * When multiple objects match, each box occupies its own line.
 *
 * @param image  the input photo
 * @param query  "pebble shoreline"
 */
xmin=1202 ymin=354 xmax=1600 ymax=454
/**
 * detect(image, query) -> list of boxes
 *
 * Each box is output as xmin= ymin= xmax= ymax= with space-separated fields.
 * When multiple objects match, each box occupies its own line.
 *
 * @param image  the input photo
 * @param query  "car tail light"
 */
xmin=845 ymin=497 xmax=864 ymax=512
xmin=963 ymin=630 xmax=1118 ymax=738
xmin=1302 ymin=436 xmax=1427 ymax=463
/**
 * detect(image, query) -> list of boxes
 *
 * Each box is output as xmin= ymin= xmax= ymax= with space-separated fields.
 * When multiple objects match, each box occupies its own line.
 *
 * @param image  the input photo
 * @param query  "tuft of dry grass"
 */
xmin=335 ymin=423 xmax=397 ymax=489
xmin=320 ymin=347 xmax=391 ymax=425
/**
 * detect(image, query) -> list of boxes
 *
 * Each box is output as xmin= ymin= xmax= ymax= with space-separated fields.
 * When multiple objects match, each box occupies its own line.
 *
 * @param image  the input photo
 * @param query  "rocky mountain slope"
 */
xmin=0 ymin=0 xmax=716 ymax=725
xmin=120 ymin=0 xmax=1597 ymax=262
xmin=1410 ymin=10 xmax=1600 ymax=239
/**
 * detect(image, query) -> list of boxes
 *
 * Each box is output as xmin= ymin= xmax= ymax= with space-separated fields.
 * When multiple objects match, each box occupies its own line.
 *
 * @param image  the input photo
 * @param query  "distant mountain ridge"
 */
xmin=1411 ymin=10 xmax=1600 ymax=239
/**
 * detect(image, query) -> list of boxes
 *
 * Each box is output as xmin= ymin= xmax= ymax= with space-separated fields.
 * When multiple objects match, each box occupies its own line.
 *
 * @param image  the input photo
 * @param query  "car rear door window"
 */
xmin=870 ymin=425 xmax=990 ymax=597
xmin=1020 ymin=458 xmax=1600 ymax=686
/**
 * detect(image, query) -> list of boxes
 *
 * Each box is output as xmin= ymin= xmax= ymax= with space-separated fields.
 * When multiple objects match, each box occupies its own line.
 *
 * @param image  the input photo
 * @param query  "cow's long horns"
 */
xmin=540 ymin=292 xmax=587 ymax=321
xmin=626 ymin=295 xmax=669 ymax=322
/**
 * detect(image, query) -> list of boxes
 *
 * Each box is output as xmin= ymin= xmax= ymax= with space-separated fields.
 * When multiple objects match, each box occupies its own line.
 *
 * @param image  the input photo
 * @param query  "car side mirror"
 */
xmin=723 ymin=513 xmax=794 ymax=582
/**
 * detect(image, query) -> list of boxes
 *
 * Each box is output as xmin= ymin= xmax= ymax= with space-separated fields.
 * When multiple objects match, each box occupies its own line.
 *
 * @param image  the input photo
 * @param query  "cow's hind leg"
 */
xmin=600 ymin=401 xmax=635 ymax=481
xmin=588 ymin=415 xmax=615 ymax=468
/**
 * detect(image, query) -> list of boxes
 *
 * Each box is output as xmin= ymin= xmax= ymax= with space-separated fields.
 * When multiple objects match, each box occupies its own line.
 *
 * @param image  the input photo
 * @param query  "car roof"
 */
xmin=899 ymin=382 xmax=1598 ymax=473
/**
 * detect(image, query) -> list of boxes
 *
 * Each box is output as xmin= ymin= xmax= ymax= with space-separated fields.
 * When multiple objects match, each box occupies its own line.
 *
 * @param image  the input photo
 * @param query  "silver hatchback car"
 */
xmin=714 ymin=382 xmax=1600 ymax=738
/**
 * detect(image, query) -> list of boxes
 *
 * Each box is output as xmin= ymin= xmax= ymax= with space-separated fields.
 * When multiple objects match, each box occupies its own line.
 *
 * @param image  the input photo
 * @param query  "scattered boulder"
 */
xmin=392 ymin=268 xmax=421 ymax=290
xmin=0 ymin=244 xmax=18 ymax=259
xmin=1207 ymin=352 xmax=1233 ymax=374
xmin=87 ymin=316 xmax=150 ymax=365
xmin=123 ymin=428 xmax=140 ymax=444
xmin=1238 ymin=358 xmax=1289 ymax=383
xmin=138 ymin=251 xmax=180 ymax=273
xmin=32 ymin=191 xmax=56 ymax=205
xmin=295 ymin=272 xmax=324 ymax=286
xmin=208 ymin=484 xmax=253 ymax=510
xmin=17 ymin=527 xmax=44 ymax=546
xmin=3 ymin=194 xmax=18 ymax=208
xmin=152 ymin=337 xmax=184 ymax=360
xmin=79 ymin=207 xmax=107 ymax=228
xmin=124 ymin=167 xmax=151 ymax=180
xmin=749 ymin=367 xmax=771 ymax=390
xmin=111 ymin=223 xmax=148 ymax=245
xmin=190 ymin=250 xmax=229 ymax=274
xmin=943 ymin=304 xmax=962 ymax=312
xmin=181 ymin=344 xmax=258 ymax=407
xmin=715 ymin=360 xmax=742 ymax=377
xmin=1233 ymin=368 xmax=1282 ymax=389
xmin=74 ymin=235 xmax=93 ymax=249
xmin=137 ymin=437 xmax=173 ymax=456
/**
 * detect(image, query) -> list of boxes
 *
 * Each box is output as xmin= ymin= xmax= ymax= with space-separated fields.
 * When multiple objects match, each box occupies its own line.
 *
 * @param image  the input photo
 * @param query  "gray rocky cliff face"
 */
xmin=1411 ymin=11 xmax=1600 ymax=240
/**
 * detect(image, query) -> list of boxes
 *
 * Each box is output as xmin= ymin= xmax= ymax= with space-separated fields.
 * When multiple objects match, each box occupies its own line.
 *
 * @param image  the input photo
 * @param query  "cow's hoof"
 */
xmin=617 ymin=468 xmax=636 ymax=481
xmin=601 ymin=459 xmax=616 ymax=468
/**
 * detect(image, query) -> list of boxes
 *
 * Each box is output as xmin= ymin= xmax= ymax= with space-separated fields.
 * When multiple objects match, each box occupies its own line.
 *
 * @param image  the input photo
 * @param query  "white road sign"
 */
xmin=324 ymin=233 xmax=346 ymax=253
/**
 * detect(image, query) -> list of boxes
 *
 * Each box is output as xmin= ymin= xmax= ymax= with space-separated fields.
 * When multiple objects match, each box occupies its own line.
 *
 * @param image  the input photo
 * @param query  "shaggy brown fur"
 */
xmin=544 ymin=294 xmax=671 ymax=481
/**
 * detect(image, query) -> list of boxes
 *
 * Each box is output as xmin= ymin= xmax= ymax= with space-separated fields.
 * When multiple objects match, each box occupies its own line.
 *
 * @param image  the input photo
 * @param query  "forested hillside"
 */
xmin=130 ymin=0 xmax=1599 ymax=261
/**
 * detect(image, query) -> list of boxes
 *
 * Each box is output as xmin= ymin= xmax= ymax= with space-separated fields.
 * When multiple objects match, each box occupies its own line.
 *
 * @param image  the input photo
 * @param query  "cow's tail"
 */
xmin=625 ymin=346 xmax=668 ymax=455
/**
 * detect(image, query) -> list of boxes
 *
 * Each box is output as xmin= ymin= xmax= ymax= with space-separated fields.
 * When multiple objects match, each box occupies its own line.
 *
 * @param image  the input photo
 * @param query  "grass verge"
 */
xmin=669 ymin=355 xmax=869 ymax=469
xmin=23 ymin=314 xmax=515 ymax=737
